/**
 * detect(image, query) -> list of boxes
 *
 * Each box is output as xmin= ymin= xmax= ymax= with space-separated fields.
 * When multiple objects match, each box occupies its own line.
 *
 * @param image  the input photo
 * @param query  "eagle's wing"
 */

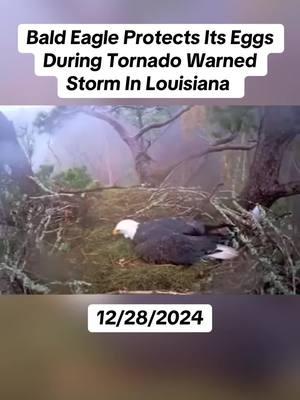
xmin=137 ymin=218 xmax=206 ymax=240
xmin=134 ymin=233 xmax=224 ymax=266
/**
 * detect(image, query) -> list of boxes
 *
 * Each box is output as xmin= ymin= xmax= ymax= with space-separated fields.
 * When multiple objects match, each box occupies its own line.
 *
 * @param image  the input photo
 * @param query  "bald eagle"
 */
xmin=113 ymin=217 xmax=238 ymax=266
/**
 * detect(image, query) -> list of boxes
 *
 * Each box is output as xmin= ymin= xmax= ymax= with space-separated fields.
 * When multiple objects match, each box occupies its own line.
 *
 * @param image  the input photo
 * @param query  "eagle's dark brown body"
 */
xmin=132 ymin=217 xmax=234 ymax=266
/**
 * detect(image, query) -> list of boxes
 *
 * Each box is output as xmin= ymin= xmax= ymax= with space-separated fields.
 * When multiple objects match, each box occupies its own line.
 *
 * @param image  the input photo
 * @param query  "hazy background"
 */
xmin=1 ymin=105 xmax=221 ymax=188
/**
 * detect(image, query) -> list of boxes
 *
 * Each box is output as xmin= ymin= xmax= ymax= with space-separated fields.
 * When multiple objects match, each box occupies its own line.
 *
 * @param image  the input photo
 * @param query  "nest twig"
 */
xmin=130 ymin=186 xmax=300 ymax=294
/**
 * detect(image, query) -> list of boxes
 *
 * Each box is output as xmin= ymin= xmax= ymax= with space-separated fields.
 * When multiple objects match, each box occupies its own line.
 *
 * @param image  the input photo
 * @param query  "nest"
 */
xmin=0 ymin=186 xmax=90 ymax=294
xmin=131 ymin=186 xmax=300 ymax=294
xmin=1 ymin=183 xmax=299 ymax=294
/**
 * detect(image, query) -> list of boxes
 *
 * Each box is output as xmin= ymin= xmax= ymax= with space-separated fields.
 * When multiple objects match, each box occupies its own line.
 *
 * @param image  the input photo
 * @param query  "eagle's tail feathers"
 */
xmin=206 ymin=244 xmax=239 ymax=260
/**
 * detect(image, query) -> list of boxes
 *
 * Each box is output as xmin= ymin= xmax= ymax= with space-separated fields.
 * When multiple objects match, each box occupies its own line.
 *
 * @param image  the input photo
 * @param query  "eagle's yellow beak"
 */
xmin=112 ymin=228 xmax=119 ymax=235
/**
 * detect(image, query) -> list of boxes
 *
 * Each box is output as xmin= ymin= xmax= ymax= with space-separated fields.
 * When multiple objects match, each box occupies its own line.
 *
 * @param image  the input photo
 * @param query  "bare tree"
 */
xmin=81 ymin=105 xmax=193 ymax=183
xmin=17 ymin=124 xmax=35 ymax=166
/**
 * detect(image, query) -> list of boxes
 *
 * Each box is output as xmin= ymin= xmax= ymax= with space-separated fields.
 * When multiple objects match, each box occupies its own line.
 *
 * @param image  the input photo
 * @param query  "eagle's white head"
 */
xmin=113 ymin=219 xmax=139 ymax=240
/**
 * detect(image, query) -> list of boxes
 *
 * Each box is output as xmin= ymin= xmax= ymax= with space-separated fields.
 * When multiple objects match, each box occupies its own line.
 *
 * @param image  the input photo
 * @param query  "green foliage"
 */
xmin=111 ymin=106 xmax=175 ymax=128
xmin=110 ymin=106 xmax=180 ymax=145
xmin=53 ymin=166 xmax=93 ymax=190
xmin=36 ymin=164 xmax=54 ymax=187
xmin=36 ymin=164 xmax=93 ymax=190
xmin=34 ymin=106 xmax=76 ymax=133
xmin=33 ymin=106 xmax=178 ymax=144
xmin=208 ymin=106 xmax=260 ymax=138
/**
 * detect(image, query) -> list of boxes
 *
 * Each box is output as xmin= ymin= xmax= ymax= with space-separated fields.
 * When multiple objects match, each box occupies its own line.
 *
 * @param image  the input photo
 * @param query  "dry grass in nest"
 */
xmin=1 ymin=186 xmax=299 ymax=294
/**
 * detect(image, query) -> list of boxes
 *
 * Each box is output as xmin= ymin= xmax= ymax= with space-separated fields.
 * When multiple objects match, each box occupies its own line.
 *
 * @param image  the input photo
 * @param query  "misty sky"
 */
xmin=0 ymin=106 xmax=52 ymax=124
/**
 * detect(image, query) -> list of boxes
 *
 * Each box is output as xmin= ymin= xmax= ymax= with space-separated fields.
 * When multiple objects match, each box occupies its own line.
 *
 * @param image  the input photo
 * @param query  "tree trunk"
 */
xmin=129 ymin=139 xmax=153 ymax=184
xmin=81 ymin=106 xmax=192 ymax=186
xmin=239 ymin=107 xmax=300 ymax=209
xmin=0 ymin=112 xmax=40 ymax=196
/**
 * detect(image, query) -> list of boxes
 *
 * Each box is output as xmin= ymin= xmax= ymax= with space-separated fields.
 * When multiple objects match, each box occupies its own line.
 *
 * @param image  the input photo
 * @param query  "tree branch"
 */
xmin=82 ymin=107 xmax=134 ymax=147
xmin=160 ymin=143 xmax=256 ymax=187
xmin=274 ymin=180 xmax=300 ymax=199
xmin=212 ymin=131 xmax=238 ymax=146
xmin=135 ymin=106 xmax=193 ymax=139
